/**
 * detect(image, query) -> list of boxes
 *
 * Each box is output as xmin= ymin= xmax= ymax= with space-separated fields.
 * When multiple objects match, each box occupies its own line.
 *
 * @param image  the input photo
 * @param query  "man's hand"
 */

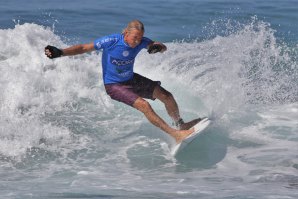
xmin=148 ymin=44 xmax=162 ymax=54
xmin=147 ymin=42 xmax=167 ymax=54
xmin=45 ymin=45 xmax=63 ymax=59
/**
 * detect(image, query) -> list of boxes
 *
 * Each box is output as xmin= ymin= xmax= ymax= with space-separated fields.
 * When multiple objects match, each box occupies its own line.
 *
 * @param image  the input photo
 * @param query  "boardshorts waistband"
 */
xmin=104 ymin=73 xmax=161 ymax=106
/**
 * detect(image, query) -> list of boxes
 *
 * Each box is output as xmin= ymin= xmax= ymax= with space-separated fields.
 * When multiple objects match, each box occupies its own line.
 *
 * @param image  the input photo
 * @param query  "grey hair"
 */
xmin=122 ymin=20 xmax=145 ymax=34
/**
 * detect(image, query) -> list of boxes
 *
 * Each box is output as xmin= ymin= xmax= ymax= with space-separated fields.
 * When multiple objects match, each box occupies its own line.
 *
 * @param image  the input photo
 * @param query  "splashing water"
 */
xmin=0 ymin=18 xmax=297 ymax=198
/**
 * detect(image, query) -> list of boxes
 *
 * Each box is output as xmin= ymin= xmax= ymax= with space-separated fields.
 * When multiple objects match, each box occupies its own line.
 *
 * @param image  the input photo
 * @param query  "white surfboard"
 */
xmin=171 ymin=118 xmax=211 ymax=156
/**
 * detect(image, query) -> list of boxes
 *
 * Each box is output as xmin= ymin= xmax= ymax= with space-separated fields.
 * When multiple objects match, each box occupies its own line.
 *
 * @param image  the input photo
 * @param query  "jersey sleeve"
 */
xmin=94 ymin=34 xmax=119 ymax=50
xmin=140 ymin=37 xmax=153 ymax=49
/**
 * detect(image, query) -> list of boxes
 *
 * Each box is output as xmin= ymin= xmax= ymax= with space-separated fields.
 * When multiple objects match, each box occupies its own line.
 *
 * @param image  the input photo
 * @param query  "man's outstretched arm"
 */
xmin=45 ymin=43 xmax=95 ymax=59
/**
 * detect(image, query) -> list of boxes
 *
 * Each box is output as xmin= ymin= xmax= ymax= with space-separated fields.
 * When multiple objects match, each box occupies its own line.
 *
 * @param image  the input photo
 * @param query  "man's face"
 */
xmin=124 ymin=29 xmax=144 ymax=48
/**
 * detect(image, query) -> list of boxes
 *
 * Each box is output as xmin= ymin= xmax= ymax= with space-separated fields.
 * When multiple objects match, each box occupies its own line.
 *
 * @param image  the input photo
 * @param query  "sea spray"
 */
xmin=137 ymin=18 xmax=297 ymax=119
xmin=0 ymin=23 xmax=110 ymax=161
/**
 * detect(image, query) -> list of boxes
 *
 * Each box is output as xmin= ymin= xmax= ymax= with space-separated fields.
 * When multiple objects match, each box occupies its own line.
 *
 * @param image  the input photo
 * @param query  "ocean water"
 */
xmin=0 ymin=0 xmax=297 ymax=198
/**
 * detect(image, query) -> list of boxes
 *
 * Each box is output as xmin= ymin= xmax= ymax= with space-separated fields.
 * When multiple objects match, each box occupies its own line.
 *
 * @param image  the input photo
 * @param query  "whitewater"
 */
xmin=0 ymin=20 xmax=297 ymax=198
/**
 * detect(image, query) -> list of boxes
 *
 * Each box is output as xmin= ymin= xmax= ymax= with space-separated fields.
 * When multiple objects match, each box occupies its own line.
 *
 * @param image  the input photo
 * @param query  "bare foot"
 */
xmin=171 ymin=128 xmax=195 ymax=143
xmin=179 ymin=118 xmax=202 ymax=130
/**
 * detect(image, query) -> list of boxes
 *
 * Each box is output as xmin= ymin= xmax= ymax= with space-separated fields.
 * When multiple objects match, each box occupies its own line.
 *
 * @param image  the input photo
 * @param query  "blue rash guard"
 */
xmin=94 ymin=33 xmax=152 ymax=84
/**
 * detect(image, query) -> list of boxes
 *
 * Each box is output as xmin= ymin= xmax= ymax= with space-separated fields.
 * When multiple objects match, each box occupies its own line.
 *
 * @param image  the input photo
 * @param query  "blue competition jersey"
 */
xmin=94 ymin=34 xmax=152 ymax=84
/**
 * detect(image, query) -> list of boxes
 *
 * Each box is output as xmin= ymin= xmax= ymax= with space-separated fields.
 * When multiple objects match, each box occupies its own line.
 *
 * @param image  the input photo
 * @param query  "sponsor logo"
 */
xmin=116 ymin=69 xmax=132 ymax=77
xmin=96 ymin=42 xmax=101 ymax=49
xmin=122 ymin=51 xmax=129 ymax=57
xmin=110 ymin=56 xmax=134 ymax=66
xmin=96 ymin=37 xmax=117 ymax=49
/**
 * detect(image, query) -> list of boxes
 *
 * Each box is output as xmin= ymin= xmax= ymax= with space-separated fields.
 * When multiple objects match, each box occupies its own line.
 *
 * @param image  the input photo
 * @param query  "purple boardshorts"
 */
xmin=104 ymin=73 xmax=161 ymax=106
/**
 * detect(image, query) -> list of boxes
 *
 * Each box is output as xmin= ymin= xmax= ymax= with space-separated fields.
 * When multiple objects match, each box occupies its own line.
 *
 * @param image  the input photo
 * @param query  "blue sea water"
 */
xmin=0 ymin=0 xmax=297 ymax=198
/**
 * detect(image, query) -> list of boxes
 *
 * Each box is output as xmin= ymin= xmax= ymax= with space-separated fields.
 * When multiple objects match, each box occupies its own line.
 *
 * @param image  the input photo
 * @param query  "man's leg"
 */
xmin=133 ymin=97 xmax=193 ymax=143
xmin=153 ymin=86 xmax=201 ymax=130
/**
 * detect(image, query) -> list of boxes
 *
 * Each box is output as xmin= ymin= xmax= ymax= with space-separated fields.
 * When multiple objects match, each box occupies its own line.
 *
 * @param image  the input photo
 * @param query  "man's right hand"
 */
xmin=147 ymin=42 xmax=167 ymax=54
xmin=45 ymin=45 xmax=63 ymax=59
xmin=147 ymin=44 xmax=163 ymax=54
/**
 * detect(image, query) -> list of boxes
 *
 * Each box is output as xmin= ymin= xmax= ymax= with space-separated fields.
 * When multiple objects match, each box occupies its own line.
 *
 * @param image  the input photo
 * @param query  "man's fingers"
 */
xmin=44 ymin=45 xmax=62 ymax=59
xmin=45 ymin=49 xmax=52 ymax=57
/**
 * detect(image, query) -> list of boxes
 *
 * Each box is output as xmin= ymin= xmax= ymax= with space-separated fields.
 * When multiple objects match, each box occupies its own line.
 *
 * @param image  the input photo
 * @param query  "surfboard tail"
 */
xmin=172 ymin=117 xmax=211 ymax=156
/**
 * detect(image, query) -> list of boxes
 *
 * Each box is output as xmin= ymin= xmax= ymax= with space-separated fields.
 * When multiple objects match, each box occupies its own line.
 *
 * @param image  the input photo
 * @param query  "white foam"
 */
xmin=0 ymin=21 xmax=296 ymax=187
xmin=77 ymin=171 xmax=89 ymax=175
xmin=0 ymin=23 xmax=111 ymax=159
xmin=136 ymin=18 xmax=297 ymax=118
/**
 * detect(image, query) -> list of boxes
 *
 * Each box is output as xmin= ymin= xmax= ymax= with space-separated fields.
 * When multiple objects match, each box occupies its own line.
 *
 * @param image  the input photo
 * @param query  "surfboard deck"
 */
xmin=171 ymin=118 xmax=211 ymax=156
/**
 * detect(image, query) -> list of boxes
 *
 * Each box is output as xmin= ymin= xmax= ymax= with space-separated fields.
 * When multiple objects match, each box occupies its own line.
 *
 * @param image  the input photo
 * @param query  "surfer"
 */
xmin=45 ymin=20 xmax=200 ymax=143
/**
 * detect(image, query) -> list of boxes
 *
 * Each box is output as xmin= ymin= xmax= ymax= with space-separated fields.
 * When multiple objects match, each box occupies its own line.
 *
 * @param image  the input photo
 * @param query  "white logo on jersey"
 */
xmin=96 ymin=42 xmax=101 ymax=49
xmin=122 ymin=51 xmax=129 ymax=57
xmin=96 ymin=37 xmax=118 ymax=49
xmin=111 ymin=58 xmax=134 ymax=66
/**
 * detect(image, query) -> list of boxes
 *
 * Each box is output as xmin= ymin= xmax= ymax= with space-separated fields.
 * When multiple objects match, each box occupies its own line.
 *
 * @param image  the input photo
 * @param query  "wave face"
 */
xmin=0 ymin=21 xmax=297 ymax=198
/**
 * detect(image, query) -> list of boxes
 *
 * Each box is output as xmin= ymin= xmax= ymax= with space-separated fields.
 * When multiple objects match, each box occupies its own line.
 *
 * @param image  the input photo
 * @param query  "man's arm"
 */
xmin=45 ymin=42 xmax=95 ymax=59
xmin=147 ymin=41 xmax=167 ymax=54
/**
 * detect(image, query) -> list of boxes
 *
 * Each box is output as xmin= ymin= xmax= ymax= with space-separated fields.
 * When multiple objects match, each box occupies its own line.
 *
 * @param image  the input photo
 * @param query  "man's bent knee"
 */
xmin=154 ymin=86 xmax=174 ymax=102
xmin=133 ymin=98 xmax=152 ymax=114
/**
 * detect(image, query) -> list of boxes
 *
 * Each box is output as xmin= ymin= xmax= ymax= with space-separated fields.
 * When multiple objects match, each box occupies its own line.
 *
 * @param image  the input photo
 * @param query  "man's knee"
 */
xmin=133 ymin=98 xmax=152 ymax=113
xmin=154 ymin=86 xmax=174 ymax=102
